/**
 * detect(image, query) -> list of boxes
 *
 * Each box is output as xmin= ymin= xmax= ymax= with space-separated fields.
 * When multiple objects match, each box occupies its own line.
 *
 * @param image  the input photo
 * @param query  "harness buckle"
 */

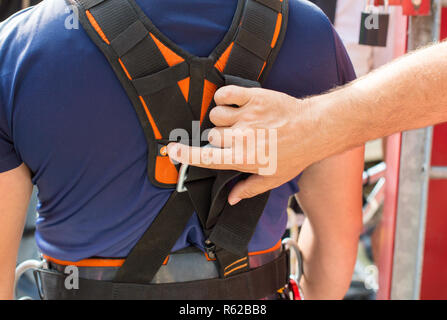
xmin=176 ymin=163 xmax=189 ymax=193
xmin=176 ymin=144 xmax=215 ymax=193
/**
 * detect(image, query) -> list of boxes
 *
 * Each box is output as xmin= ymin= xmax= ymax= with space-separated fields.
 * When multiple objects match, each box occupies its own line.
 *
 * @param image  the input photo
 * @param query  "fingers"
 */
xmin=207 ymin=127 xmax=233 ymax=148
xmin=209 ymin=106 xmax=240 ymax=127
xmin=214 ymin=85 xmax=253 ymax=107
xmin=228 ymin=175 xmax=282 ymax=205
xmin=167 ymin=142 xmax=256 ymax=173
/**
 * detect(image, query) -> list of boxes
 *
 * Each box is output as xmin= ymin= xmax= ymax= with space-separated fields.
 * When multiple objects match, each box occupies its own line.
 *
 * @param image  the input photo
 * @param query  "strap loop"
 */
xmin=235 ymin=27 xmax=271 ymax=61
xmin=78 ymin=0 xmax=105 ymax=10
xmin=254 ymin=0 xmax=282 ymax=12
xmin=110 ymin=20 xmax=149 ymax=57
xmin=132 ymin=62 xmax=189 ymax=96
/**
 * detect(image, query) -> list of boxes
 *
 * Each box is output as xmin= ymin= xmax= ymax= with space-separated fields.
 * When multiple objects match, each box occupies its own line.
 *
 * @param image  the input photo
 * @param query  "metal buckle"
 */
xmin=176 ymin=144 xmax=215 ymax=193
xmin=14 ymin=259 xmax=47 ymax=300
xmin=176 ymin=163 xmax=189 ymax=193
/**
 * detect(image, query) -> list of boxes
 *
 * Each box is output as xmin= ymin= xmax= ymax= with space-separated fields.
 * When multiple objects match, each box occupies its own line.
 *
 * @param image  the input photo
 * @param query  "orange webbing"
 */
xmin=86 ymin=10 xmax=110 ymax=45
xmin=178 ymin=77 xmax=190 ymax=102
xmin=43 ymin=255 xmax=170 ymax=267
xmin=138 ymin=96 xmax=162 ymax=140
xmin=154 ymin=156 xmax=179 ymax=184
xmin=43 ymin=240 xmax=282 ymax=268
xmin=224 ymin=262 xmax=249 ymax=277
xmin=271 ymin=13 xmax=283 ymax=48
xmin=214 ymin=42 xmax=234 ymax=73
xmin=150 ymin=33 xmax=184 ymax=67
xmin=85 ymin=10 xmax=165 ymax=142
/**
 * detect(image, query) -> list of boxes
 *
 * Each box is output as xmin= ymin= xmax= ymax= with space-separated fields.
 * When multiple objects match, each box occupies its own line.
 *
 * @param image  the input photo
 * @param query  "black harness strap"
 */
xmin=224 ymin=0 xmax=285 ymax=81
xmin=65 ymin=0 xmax=289 ymax=298
xmin=74 ymin=0 xmax=195 ymax=188
xmin=37 ymin=250 xmax=289 ymax=300
xmin=132 ymin=61 xmax=190 ymax=97
xmin=114 ymin=191 xmax=195 ymax=284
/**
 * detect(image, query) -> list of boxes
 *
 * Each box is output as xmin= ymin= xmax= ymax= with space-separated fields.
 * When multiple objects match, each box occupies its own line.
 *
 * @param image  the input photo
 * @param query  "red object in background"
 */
xmin=376 ymin=134 xmax=402 ymax=300
xmin=374 ymin=0 xmax=402 ymax=6
xmin=378 ymin=7 xmax=447 ymax=300
xmin=401 ymin=0 xmax=431 ymax=16
xmin=419 ymin=7 xmax=447 ymax=299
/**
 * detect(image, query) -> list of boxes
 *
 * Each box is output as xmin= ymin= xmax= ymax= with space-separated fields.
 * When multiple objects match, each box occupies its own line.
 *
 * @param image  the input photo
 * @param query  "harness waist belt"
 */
xmin=43 ymin=242 xmax=282 ymax=283
xmin=36 ymin=250 xmax=290 ymax=300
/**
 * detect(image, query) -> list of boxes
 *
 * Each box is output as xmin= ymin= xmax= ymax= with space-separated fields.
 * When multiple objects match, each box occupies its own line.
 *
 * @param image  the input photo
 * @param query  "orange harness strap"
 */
xmin=43 ymin=240 xmax=281 ymax=268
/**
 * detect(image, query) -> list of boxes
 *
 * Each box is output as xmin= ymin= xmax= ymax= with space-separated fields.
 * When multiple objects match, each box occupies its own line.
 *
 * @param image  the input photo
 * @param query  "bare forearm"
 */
xmin=296 ymin=147 xmax=363 ymax=299
xmin=0 ymin=164 xmax=32 ymax=300
xmin=298 ymin=219 xmax=359 ymax=300
xmin=311 ymin=41 xmax=447 ymax=158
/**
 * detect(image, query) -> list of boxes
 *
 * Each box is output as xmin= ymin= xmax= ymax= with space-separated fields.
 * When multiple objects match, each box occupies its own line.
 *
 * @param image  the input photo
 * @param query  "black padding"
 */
xmin=114 ymin=191 xmax=195 ymax=284
xmin=224 ymin=0 xmax=280 ymax=80
xmin=236 ymin=27 xmax=271 ymax=61
xmin=224 ymin=45 xmax=266 ymax=80
xmin=132 ymin=62 xmax=189 ymax=96
xmin=209 ymin=192 xmax=270 ymax=256
xmin=254 ymin=0 xmax=282 ymax=12
xmin=243 ymin=0 xmax=277 ymax=43
xmin=188 ymin=57 xmax=214 ymax=120
xmin=89 ymin=0 xmax=136 ymax=40
xmin=224 ymin=75 xmax=261 ymax=89
xmin=121 ymin=37 xmax=168 ymax=78
xmin=110 ymin=20 xmax=149 ymax=57
xmin=38 ymin=251 xmax=289 ymax=300
xmin=142 ymin=88 xmax=195 ymax=138
xmin=78 ymin=0 xmax=105 ymax=10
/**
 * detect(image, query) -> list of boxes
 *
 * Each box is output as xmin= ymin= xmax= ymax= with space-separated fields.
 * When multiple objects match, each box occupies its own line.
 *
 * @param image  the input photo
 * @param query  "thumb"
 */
xmin=228 ymin=175 xmax=281 ymax=206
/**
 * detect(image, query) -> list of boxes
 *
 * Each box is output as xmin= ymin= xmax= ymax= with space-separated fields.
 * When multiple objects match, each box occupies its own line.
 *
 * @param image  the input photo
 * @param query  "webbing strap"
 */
xmin=110 ymin=20 xmax=148 ymax=57
xmin=37 ymin=250 xmax=290 ymax=300
xmin=114 ymin=191 xmax=195 ymax=284
xmin=132 ymin=61 xmax=189 ymax=96
xmin=69 ymin=0 xmax=288 ymax=286
xmin=224 ymin=0 xmax=287 ymax=82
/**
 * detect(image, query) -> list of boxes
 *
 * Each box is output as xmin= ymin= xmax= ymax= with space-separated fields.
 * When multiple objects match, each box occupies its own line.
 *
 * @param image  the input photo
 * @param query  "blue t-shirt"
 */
xmin=0 ymin=0 xmax=355 ymax=261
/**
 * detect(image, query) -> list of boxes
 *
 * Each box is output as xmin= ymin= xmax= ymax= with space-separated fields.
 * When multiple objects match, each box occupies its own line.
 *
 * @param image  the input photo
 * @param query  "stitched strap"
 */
xmin=114 ymin=191 xmax=195 ymax=284
xmin=68 ymin=0 xmax=288 ymax=285
xmin=37 ymin=250 xmax=290 ymax=300
xmin=224 ymin=0 xmax=287 ymax=80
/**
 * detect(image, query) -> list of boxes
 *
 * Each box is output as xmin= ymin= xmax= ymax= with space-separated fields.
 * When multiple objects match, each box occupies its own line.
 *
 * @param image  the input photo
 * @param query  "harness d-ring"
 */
xmin=282 ymin=238 xmax=304 ymax=300
xmin=176 ymin=144 xmax=216 ymax=193
xmin=176 ymin=163 xmax=189 ymax=193
xmin=14 ymin=259 xmax=47 ymax=300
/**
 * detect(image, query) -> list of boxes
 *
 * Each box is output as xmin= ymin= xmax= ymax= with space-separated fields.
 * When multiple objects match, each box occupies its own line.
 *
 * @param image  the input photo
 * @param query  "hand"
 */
xmin=168 ymin=85 xmax=323 ymax=205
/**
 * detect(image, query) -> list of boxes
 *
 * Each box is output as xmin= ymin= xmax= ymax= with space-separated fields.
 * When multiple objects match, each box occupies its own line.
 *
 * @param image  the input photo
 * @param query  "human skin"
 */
xmin=0 ymin=164 xmax=32 ymax=300
xmin=168 ymin=40 xmax=447 ymax=205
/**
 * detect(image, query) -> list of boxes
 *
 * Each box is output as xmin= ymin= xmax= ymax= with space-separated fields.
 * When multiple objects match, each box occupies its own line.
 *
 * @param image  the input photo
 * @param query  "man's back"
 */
xmin=0 ymin=0 xmax=354 ymax=261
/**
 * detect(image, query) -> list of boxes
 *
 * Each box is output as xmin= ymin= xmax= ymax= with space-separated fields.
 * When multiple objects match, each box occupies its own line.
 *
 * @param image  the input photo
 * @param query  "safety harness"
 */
xmin=35 ymin=0 xmax=290 ymax=299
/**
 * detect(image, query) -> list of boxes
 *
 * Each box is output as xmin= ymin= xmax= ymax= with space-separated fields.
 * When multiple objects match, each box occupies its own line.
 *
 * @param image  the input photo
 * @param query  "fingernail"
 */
xmin=228 ymin=197 xmax=241 ymax=206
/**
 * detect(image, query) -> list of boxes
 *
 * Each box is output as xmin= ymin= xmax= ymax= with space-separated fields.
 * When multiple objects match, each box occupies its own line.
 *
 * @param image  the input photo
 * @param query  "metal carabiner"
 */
xmin=282 ymin=238 xmax=304 ymax=299
xmin=176 ymin=162 xmax=189 ymax=193
xmin=14 ymin=259 xmax=47 ymax=300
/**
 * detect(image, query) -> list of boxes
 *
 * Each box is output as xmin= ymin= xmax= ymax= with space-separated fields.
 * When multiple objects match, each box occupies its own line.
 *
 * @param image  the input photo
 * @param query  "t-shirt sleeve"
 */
xmin=0 ymin=80 xmax=22 ymax=172
xmin=332 ymin=27 xmax=357 ymax=85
